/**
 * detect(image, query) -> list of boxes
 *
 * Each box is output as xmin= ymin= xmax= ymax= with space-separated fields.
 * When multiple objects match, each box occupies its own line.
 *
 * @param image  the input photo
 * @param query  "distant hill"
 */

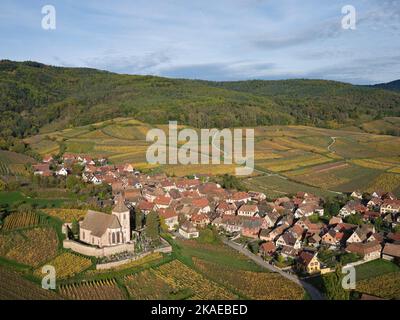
xmin=1 ymin=60 xmax=400 ymax=153
xmin=370 ymin=79 xmax=400 ymax=92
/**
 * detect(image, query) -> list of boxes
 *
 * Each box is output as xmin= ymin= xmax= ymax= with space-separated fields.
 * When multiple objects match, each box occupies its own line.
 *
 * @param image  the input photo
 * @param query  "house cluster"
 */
xmin=50 ymin=152 xmax=400 ymax=274
xmin=32 ymin=154 xmax=108 ymax=177
xmin=254 ymin=190 xmax=400 ymax=274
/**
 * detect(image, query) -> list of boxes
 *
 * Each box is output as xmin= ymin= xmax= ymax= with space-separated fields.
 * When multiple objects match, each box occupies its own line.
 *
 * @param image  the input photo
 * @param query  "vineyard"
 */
xmin=366 ymin=173 xmax=400 ymax=193
xmin=152 ymin=260 xmax=237 ymax=300
xmin=124 ymin=269 xmax=179 ymax=300
xmin=357 ymin=272 xmax=400 ymax=299
xmin=2 ymin=212 xmax=44 ymax=231
xmin=0 ymin=150 xmax=35 ymax=176
xmin=34 ymin=252 xmax=92 ymax=279
xmin=42 ymin=208 xmax=87 ymax=222
xmin=0 ymin=266 xmax=62 ymax=300
xmin=0 ymin=227 xmax=58 ymax=267
xmin=193 ymin=258 xmax=304 ymax=300
xmin=59 ymin=279 xmax=126 ymax=300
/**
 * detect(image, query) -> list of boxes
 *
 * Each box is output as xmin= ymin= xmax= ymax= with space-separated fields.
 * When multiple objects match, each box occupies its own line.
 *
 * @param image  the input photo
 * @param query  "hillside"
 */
xmin=25 ymin=118 xmax=400 ymax=197
xmin=371 ymin=79 xmax=400 ymax=92
xmin=1 ymin=60 xmax=400 ymax=153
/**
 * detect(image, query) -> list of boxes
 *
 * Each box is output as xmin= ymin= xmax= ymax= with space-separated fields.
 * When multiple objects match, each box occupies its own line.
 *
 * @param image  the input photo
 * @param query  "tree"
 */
xmin=322 ymin=265 xmax=350 ymax=300
xmin=71 ymin=218 xmax=79 ymax=237
xmin=345 ymin=213 xmax=362 ymax=226
xmin=145 ymin=211 xmax=160 ymax=243
xmin=220 ymin=174 xmax=245 ymax=191
xmin=135 ymin=208 xmax=143 ymax=230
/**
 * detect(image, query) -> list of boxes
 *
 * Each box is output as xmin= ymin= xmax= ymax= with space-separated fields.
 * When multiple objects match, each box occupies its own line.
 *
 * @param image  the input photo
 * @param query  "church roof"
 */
xmin=81 ymin=210 xmax=121 ymax=237
xmin=113 ymin=195 xmax=129 ymax=213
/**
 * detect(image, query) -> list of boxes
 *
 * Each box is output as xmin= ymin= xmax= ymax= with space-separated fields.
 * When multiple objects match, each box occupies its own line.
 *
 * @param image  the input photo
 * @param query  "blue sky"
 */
xmin=1 ymin=0 xmax=399 ymax=84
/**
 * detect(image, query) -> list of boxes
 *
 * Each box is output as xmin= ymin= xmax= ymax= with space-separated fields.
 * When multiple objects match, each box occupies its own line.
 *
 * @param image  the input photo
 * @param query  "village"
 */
xmin=32 ymin=153 xmax=400 ymax=276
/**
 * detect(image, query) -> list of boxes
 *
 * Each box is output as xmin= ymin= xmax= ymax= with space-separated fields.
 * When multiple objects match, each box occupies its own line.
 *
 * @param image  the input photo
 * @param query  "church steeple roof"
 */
xmin=113 ymin=194 xmax=129 ymax=213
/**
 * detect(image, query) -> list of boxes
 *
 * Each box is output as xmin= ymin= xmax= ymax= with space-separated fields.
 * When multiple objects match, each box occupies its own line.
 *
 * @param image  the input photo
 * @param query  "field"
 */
xmin=193 ymin=257 xmax=304 ymax=300
xmin=354 ymin=259 xmax=400 ymax=281
xmin=0 ymin=227 xmax=58 ymax=267
xmin=176 ymin=239 xmax=263 ymax=271
xmin=152 ymin=260 xmax=237 ymax=300
xmin=2 ymin=212 xmax=45 ymax=231
xmin=42 ymin=208 xmax=87 ymax=222
xmin=0 ymin=150 xmax=35 ymax=176
xmin=34 ymin=252 xmax=92 ymax=279
xmin=357 ymin=272 xmax=400 ymax=299
xmin=124 ymin=269 xmax=186 ymax=300
xmin=0 ymin=266 xmax=61 ymax=300
xmin=25 ymin=118 xmax=400 ymax=196
xmin=59 ymin=278 xmax=126 ymax=300
xmin=0 ymin=191 xmax=65 ymax=208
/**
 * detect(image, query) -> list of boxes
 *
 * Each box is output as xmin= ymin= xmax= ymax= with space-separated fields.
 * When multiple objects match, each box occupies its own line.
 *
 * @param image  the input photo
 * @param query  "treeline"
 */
xmin=1 ymin=60 xmax=400 ymax=153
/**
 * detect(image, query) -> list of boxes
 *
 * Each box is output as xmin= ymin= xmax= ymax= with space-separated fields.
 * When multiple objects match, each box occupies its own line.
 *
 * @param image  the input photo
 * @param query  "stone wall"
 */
xmin=63 ymin=240 xmax=135 ymax=258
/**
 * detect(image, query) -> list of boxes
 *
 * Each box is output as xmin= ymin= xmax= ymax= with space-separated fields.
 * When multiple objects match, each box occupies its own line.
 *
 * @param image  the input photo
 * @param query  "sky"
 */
xmin=0 ymin=0 xmax=399 ymax=84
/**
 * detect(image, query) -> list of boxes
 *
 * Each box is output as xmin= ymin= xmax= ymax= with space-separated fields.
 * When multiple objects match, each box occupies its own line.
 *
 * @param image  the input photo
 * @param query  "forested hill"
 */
xmin=370 ymin=79 xmax=400 ymax=92
xmin=1 ymin=59 xmax=400 ymax=153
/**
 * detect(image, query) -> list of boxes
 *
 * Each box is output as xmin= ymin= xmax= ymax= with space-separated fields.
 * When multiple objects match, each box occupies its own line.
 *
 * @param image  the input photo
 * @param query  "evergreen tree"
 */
xmin=135 ymin=208 xmax=143 ymax=230
xmin=71 ymin=218 xmax=79 ymax=237
xmin=322 ymin=265 xmax=350 ymax=300
xmin=145 ymin=211 xmax=160 ymax=242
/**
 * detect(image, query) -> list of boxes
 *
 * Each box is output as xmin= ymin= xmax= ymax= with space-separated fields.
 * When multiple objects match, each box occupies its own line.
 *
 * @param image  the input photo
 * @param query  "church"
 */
xmin=79 ymin=195 xmax=131 ymax=248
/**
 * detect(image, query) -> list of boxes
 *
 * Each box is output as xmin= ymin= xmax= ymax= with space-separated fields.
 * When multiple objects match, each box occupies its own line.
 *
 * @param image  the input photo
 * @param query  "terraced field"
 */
xmin=25 ymin=118 xmax=400 ymax=196
xmin=0 ymin=150 xmax=36 ymax=176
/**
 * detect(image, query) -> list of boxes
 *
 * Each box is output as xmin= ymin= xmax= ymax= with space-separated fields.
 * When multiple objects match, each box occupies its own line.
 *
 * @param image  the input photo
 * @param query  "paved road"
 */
xmin=223 ymin=239 xmax=325 ymax=300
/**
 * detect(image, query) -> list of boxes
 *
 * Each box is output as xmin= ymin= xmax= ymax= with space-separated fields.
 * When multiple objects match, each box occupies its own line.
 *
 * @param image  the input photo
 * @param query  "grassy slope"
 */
xmin=1 ymin=60 xmax=400 ymax=142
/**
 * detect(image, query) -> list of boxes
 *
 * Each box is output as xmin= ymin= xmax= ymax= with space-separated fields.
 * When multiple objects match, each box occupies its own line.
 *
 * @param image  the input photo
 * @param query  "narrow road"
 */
xmin=223 ymin=239 xmax=325 ymax=300
xmin=328 ymin=136 xmax=337 ymax=152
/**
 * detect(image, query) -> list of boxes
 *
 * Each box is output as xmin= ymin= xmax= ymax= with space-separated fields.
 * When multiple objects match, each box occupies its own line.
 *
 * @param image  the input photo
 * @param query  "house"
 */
xmin=346 ymin=241 xmax=382 ymax=261
xmin=241 ymin=217 xmax=264 ymax=238
xmin=212 ymin=215 xmax=242 ymax=234
xmin=248 ymin=191 xmax=266 ymax=202
xmin=158 ymin=208 xmax=179 ymax=231
xmin=179 ymin=221 xmax=199 ymax=239
xmin=294 ymin=204 xmax=317 ymax=218
xmin=32 ymin=163 xmax=52 ymax=176
xmin=227 ymin=191 xmax=252 ymax=204
xmin=321 ymin=230 xmax=342 ymax=247
xmin=280 ymin=246 xmax=298 ymax=260
xmin=264 ymin=211 xmax=280 ymax=228
xmin=297 ymin=251 xmax=320 ymax=274
xmin=154 ymin=196 xmax=172 ymax=209
xmin=137 ymin=200 xmax=154 ymax=215
xmin=367 ymin=198 xmax=382 ymax=210
xmin=79 ymin=207 xmax=131 ymax=248
xmin=259 ymin=242 xmax=276 ymax=257
xmin=42 ymin=155 xmax=54 ymax=163
xmin=346 ymin=225 xmax=375 ymax=245
xmin=382 ymin=243 xmax=400 ymax=261
xmin=380 ymin=199 xmax=400 ymax=215
xmin=191 ymin=213 xmax=210 ymax=228
xmin=328 ymin=216 xmax=343 ymax=226
xmin=387 ymin=232 xmax=400 ymax=244
xmin=338 ymin=200 xmax=366 ymax=218
xmin=307 ymin=233 xmax=321 ymax=248
xmin=56 ymin=167 xmax=69 ymax=176
xmin=237 ymin=204 xmax=258 ymax=217
xmin=351 ymin=191 xmax=363 ymax=200
xmin=192 ymin=198 xmax=211 ymax=213
xmin=276 ymin=232 xmax=302 ymax=249
xmin=216 ymin=202 xmax=236 ymax=216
